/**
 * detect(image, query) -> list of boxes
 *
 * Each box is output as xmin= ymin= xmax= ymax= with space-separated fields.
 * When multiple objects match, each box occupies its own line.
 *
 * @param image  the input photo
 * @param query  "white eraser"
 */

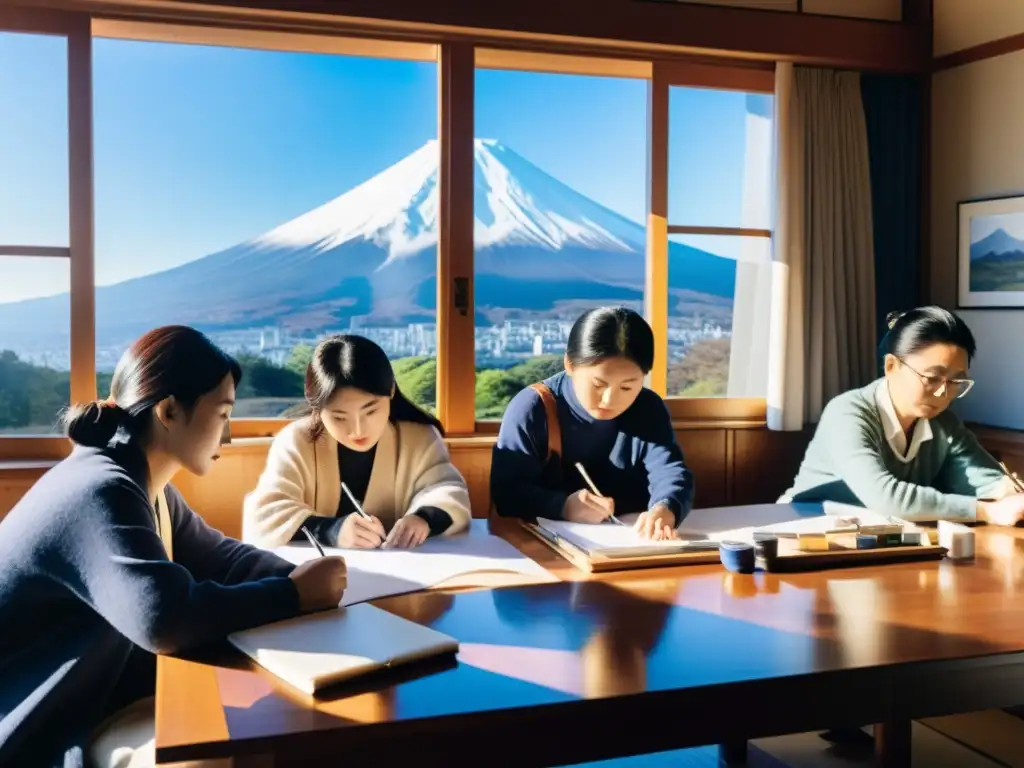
xmin=937 ymin=520 xmax=975 ymax=560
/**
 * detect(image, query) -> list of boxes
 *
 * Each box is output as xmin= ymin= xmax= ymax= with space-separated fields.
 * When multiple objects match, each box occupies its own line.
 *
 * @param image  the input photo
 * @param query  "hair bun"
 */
xmin=886 ymin=310 xmax=906 ymax=330
xmin=62 ymin=400 xmax=124 ymax=447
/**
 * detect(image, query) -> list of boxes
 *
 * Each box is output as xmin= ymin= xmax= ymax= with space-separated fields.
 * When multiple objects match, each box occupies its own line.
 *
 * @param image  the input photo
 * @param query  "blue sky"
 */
xmin=0 ymin=33 xmax=771 ymax=304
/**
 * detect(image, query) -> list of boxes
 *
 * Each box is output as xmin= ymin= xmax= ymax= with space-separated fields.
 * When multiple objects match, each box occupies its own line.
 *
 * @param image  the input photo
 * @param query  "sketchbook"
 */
xmin=534 ymin=516 xmax=720 ymax=559
xmin=275 ymin=530 xmax=556 ymax=607
xmin=228 ymin=603 xmax=459 ymax=694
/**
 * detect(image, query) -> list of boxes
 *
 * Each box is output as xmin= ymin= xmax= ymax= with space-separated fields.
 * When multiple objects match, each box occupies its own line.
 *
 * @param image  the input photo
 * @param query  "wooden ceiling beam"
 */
xmin=6 ymin=0 xmax=930 ymax=72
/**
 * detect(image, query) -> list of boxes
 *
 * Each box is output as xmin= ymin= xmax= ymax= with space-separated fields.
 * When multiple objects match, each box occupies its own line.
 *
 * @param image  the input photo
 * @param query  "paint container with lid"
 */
xmin=752 ymin=532 xmax=779 ymax=571
xmin=719 ymin=540 xmax=756 ymax=574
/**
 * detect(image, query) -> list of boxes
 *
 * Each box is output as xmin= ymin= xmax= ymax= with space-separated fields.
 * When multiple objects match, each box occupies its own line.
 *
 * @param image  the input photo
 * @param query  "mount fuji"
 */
xmin=0 ymin=139 xmax=735 ymax=350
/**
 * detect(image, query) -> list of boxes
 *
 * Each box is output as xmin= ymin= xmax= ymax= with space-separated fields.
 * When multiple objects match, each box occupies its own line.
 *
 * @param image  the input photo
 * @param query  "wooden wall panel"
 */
xmin=0 ymin=427 xmax=815 ymax=531
xmin=170 ymin=442 xmax=272 ymax=539
xmin=8 ymin=426 xmax=1019 ymax=532
xmin=0 ymin=464 xmax=48 ymax=523
xmin=447 ymin=438 xmax=495 ymax=515
xmin=677 ymin=429 xmax=728 ymax=508
xmin=731 ymin=427 xmax=812 ymax=505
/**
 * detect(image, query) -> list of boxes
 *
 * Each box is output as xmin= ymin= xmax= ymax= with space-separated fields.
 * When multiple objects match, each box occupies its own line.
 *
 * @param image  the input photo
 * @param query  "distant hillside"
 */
xmin=0 ymin=139 xmax=735 ymax=350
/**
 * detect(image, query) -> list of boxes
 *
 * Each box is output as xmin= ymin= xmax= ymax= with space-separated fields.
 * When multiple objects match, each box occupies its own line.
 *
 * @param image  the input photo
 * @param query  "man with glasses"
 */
xmin=779 ymin=306 xmax=1024 ymax=526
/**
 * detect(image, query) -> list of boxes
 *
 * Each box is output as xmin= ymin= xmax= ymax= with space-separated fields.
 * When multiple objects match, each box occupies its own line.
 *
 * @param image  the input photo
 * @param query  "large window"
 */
xmin=472 ymin=68 xmax=648 ymax=419
xmin=86 ymin=38 xmax=439 ymax=417
xmin=666 ymin=85 xmax=773 ymax=397
xmin=0 ymin=31 xmax=70 ymax=436
xmin=0 ymin=15 xmax=777 ymax=454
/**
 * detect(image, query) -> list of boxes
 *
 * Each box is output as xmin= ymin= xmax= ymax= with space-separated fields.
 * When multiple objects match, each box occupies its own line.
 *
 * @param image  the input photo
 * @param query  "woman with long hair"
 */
xmin=243 ymin=334 xmax=472 ymax=549
xmin=0 ymin=326 xmax=346 ymax=768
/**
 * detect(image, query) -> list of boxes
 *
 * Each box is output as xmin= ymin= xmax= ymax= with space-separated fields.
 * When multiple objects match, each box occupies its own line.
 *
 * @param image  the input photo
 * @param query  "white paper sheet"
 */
xmin=677 ymin=502 xmax=902 ymax=543
xmin=275 ymin=532 xmax=555 ymax=607
xmin=535 ymin=516 xmax=703 ymax=557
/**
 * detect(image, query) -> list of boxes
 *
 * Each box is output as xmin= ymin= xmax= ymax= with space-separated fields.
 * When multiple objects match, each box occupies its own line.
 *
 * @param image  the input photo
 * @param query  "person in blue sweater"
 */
xmin=0 ymin=326 xmax=347 ymax=768
xmin=491 ymin=306 xmax=694 ymax=540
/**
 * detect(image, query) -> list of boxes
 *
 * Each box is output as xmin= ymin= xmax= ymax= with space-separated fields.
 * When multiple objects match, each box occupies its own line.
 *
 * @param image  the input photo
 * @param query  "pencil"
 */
xmin=999 ymin=461 xmax=1024 ymax=494
xmin=300 ymin=524 xmax=326 ymax=557
xmin=574 ymin=462 xmax=625 ymax=526
xmin=341 ymin=482 xmax=372 ymax=519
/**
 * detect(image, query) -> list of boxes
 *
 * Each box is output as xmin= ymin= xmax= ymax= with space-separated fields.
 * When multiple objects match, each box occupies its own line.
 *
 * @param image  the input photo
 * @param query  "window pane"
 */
xmin=667 ymin=233 xmax=771 ymax=397
xmin=89 ymin=39 xmax=438 ymax=416
xmin=0 ymin=256 xmax=70 ymax=435
xmin=474 ymin=69 xmax=647 ymax=420
xmin=668 ymin=87 xmax=773 ymax=229
xmin=0 ymin=32 xmax=69 ymax=247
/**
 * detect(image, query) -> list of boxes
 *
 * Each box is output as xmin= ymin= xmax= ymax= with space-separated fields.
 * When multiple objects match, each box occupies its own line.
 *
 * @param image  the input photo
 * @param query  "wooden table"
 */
xmin=156 ymin=516 xmax=1024 ymax=767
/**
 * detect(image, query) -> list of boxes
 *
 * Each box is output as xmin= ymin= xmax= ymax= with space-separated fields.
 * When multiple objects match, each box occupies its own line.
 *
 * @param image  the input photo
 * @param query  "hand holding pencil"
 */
xmin=337 ymin=482 xmax=386 ymax=548
xmin=560 ymin=462 xmax=621 ymax=525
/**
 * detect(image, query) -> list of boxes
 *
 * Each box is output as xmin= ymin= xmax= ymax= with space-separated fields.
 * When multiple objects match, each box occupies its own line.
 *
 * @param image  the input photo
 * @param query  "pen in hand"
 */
xmin=575 ymin=462 xmax=625 ymax=526
xmin=341 ymin=482 xmax=372 ymax=520
xmin=999 ymin=461 xmax=1024 ymax=494
xmin=341 ymin=481 xmax=385 ymax=547
xmin=300 ymin=524 xmax=326 ymax=557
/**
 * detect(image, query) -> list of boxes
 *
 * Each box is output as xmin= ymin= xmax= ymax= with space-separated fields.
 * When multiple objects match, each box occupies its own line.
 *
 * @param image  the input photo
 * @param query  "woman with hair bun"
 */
xmin=490 ymin=306 xmax=694 ymax=541
xmin=243 ymin=334 xmax=471 ymax=550
xmin=0 ymin=325 xmax=346 ymax=768
xmin=781 ymin=306 xmax=1024 ymax=525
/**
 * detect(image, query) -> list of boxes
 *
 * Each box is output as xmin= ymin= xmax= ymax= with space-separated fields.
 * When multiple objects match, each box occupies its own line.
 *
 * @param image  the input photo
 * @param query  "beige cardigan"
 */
xmin=242 ymin=417 xmax=472 ymax=548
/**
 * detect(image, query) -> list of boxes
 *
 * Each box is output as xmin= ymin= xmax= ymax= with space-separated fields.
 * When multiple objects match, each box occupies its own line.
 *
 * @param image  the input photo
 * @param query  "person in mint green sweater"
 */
xmin=782 ymin=306 xmax=1024 ymax=526
xmin=784 ymin=306 xmax=1024 ymax=750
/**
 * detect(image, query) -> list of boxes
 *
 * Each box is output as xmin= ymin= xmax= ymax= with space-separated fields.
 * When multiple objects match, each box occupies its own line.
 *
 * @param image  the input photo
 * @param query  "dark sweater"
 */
xmin=490 ymin=372 xmax=694 ymax=525
xmin=0 ymin=442 xmax=300 ymax=768
xmin=294 ymin=442 xmax=453 ymax=547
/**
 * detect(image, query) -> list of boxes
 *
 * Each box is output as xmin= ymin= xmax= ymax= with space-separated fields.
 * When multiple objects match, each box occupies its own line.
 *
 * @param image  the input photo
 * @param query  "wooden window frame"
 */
xmin=0 ymin=8 xmax=93 ymax=461
xmin=1 ymin=14 xmax=777 ymax=460
xmin=652 ymin=60 xmax=773 ymax=424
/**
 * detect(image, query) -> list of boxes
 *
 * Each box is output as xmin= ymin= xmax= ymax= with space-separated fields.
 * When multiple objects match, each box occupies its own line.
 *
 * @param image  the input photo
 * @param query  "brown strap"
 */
xmin=529 ymin=383 xmax=562 ymax=462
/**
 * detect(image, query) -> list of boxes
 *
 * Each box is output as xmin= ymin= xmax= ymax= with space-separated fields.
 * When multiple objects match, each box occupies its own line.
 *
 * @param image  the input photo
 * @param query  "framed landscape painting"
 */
xmin=958 ymin=195 xmax=1024 ymax=308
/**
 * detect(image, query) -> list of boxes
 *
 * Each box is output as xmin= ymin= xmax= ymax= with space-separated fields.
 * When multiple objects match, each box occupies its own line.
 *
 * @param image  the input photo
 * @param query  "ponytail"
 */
xmin=62 ymin=400 xmax=125 ymax=447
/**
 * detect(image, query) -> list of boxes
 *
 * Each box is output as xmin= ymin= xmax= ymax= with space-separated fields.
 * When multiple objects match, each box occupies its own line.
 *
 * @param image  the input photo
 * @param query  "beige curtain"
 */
xmin=767 ymin=63 xmax=877 ymax=431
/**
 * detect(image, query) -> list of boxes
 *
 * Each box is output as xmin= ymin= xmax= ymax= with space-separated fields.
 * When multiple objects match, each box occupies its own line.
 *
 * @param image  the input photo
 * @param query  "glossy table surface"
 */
xmin=155 ymin=515 xmax=1024 ymax=766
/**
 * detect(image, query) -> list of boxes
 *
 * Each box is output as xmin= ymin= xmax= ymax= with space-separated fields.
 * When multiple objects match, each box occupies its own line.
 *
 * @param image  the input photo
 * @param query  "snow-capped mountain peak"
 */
xmin=251 ymin=139 xmax=643 ymax=261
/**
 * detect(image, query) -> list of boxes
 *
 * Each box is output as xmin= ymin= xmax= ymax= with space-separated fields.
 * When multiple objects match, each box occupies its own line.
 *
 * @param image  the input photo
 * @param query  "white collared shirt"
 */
xmin=874 ymin=380 xmax=932 ymax=463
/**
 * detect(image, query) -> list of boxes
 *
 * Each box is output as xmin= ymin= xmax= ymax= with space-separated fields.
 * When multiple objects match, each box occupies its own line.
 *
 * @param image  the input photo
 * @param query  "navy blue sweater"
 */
xmin=0 ymin=442 xmax=300 ymax=768
xmin=490 ymin=372 xmax=694 ymax=524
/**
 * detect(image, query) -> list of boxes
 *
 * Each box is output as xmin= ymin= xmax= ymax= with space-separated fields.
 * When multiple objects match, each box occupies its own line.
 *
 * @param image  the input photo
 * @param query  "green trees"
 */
xmin=0 ymin=341 xmax=729 ymax=433
xmin=0 ymin=350 xmax=68 ymax=433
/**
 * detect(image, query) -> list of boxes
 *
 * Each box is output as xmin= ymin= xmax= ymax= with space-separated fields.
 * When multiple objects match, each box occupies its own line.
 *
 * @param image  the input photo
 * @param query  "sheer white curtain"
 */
xmin=767 ymin=63 xmax=877 ymax=430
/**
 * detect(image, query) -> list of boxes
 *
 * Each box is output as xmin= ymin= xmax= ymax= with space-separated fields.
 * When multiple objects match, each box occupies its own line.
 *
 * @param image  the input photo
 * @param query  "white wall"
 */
xmin=932 ymin=4 xmax=1024 ymax=428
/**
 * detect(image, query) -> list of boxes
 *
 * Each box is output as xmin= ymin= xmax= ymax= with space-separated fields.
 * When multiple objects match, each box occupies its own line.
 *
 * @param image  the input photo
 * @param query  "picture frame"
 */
xmin=958 ymin=194 xmax=1024 ymax=308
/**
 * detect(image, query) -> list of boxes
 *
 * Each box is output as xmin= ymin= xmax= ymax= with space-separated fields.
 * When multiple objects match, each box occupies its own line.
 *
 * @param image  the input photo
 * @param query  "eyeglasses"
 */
xmin=898 ymin=358 xmax=975 ymax=399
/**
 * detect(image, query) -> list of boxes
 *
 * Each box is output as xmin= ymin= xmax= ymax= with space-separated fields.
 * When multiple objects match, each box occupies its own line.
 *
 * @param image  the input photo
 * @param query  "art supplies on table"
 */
xmin=697 ymin=504 xmax=947 ymax=572
xmin=525 ymin=503 xmax=950 ymax=574
xmin=228 ymin=603 xmax=458 ymax=694
xmin=679 ymin=501 xmax=906 ymax=543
